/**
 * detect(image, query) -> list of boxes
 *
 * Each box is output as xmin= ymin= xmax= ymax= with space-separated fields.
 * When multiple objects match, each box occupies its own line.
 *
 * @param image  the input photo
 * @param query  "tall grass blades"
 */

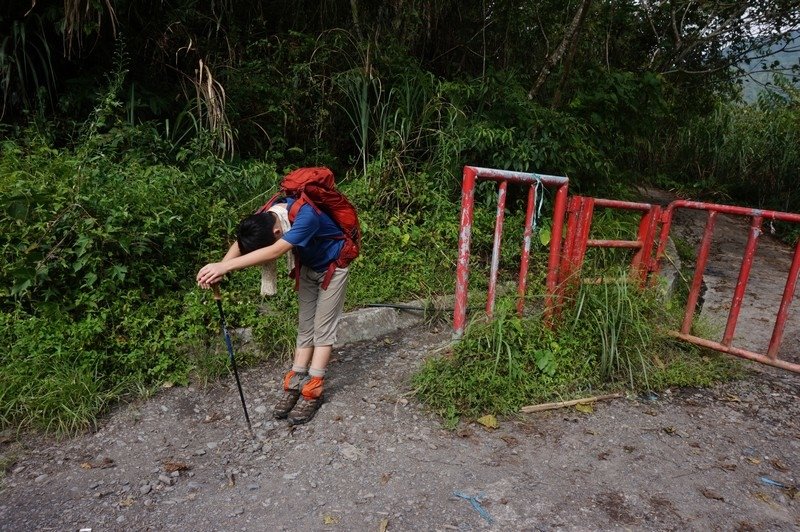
xmin=193 ymin=60 xmax=235 ymax=158
xmin=573 ymin=274 xmax=651 ymax=389
xmin=0 ymin=15 xmax=56 ymax=120
xmin=63 ymin=0 xmax=118 ymax=58
xmin=676 ymin=89 xmax=800 ymax=217
xmin=335 ymin=70 xmax=371 ymax=178
xmin=335 ymin=66 xmax=448 ymax=192
xmin=415 ymin=276 xmax=741 ymax=426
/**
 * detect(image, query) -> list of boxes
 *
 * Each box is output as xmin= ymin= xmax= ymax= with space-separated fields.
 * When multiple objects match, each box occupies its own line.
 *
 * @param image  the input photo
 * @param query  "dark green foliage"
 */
xmin=0 ymin=120 xmax=286 ymax=433
xmin=0 ymin=133 xmax=278 ymax=305
xmin=568 ymin=70 xmax=669 ymax=167
xmin=433 ymin=72 xmax=611 ymax=180
xmin=671 ymin=83 xmax=800 ymax=223
xmin=0 ymin=109 xmax=469 ymax=434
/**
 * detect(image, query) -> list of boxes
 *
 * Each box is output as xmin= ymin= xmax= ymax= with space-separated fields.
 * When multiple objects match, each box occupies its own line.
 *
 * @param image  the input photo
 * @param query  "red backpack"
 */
xmin=258 ymin=167 xmax=361 ymax=289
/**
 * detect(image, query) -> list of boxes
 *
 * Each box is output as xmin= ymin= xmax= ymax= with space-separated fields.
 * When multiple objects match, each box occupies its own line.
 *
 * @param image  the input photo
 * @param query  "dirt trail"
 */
xmin=2 ymin=192 xmax=799 ymax=531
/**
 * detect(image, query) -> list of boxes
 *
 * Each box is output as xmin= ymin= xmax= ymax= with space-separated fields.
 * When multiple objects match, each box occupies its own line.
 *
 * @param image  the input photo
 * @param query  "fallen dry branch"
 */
xmin=521 ymin=393 xmax=624 ymax=413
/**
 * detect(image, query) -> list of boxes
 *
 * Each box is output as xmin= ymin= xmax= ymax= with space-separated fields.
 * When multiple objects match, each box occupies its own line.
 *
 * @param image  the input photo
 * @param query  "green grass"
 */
xmin=414 ymin=273 xmax=742 ymax=427
xmin=0 ymin=133 xmax=467 ymax=435
xmin=671 ymin=235 xmax=697 ymax=264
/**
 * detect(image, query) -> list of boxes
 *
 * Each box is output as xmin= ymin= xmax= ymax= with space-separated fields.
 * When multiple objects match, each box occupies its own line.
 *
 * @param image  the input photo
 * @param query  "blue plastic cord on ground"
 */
xmin=453 ymin=490 xmax=494 ymax=524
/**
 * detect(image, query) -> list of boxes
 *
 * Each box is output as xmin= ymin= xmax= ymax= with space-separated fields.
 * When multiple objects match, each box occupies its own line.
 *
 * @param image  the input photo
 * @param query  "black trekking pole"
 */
xmin=212 ymin=284 xmax=253 ymax=437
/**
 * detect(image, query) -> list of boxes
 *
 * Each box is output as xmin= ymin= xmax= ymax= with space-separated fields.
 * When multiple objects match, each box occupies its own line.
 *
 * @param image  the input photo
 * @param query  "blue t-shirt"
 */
xmin=281 ymin=198 xmax=345 ymax=272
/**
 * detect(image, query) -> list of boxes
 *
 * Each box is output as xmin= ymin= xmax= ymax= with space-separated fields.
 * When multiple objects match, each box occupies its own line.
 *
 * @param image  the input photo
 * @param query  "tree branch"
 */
xmin=528 ymin=0 xmax=594 ymax=100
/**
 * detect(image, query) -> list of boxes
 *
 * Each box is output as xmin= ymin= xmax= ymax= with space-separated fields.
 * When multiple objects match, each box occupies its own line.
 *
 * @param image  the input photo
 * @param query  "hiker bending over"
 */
xmin=196 ymin=167 xmax=359 ymax=425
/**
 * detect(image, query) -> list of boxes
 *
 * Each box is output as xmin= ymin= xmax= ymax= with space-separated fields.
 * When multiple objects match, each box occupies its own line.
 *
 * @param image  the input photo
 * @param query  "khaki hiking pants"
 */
xmin=296 ymin=265 xmax=349 ymax=347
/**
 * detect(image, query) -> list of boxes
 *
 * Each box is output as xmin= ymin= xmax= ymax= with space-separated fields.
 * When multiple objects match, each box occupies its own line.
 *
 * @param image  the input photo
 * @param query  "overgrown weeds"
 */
xmin=0 ymin=112 xmax=284 ymax=434
xmin=1 ymin=16 xmax=787 ymax=438
xmin=414 ymin=274 xmax=741 ymax=427
xmin=672 ymin=83 xmax=800 ymax=241
xmin=572 ymin=275 xmax=653 ymax=389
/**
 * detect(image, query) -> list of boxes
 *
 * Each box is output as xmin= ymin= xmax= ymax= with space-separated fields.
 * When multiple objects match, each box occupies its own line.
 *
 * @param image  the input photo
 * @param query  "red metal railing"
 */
xmin=453 ymin=169 xmax=800 ymax=374
xmin=558 ymin=196 xmax=661 ymax=291
xmin=453 ymin=166 xmax=569 ymax=338
xmin=655 ymin=200 xmax=800 ymax=373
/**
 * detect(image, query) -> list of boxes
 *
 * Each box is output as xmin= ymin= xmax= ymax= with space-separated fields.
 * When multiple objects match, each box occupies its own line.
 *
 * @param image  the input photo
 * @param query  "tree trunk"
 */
xmin=528 ymin=0 xmax=594 ymax=100
xmin=350 ymin=0 xmax=363 ymax=41
xmin=551 ymin=1 xmax=592 ymax=108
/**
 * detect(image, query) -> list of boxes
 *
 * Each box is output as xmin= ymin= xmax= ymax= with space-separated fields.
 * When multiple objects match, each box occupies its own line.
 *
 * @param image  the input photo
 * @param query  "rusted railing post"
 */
xmin=631 ymin=205 xmax=661 ymax=284
xmin=657 ymin=200 xmax=800 ymax=373
xmin=722 ymin=215 xmax=762 ymax=347
xmin=544 ymin=184 xmax=569 ymax=321
xmin=768 ymin=240 xmax=800 ymax=359
xmin=453 ymin=167 xmax=570 ymax=337
xmin=453 ymin=167 xmax=478 ymax=339
xmin=516 ymin=185 xmax=538 ymax=316
xmin=681 ymin=211 xmax=718 ymax=334
xmin=487 ymin=181 xmax=508 ymax=317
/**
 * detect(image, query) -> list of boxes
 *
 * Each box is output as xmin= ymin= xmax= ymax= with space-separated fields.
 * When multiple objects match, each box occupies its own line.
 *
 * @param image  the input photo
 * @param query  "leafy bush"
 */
xmin=0 ymin=127 xmax=292 ymax=433
xmin=433 ymin=72 xmax=611 ymax=182
xmin=0 ymin=123 xmax=471 ymax=434
xmin=341 ymin=166 xmax=462 ymax=305
xmin=0 ymin=133 xmax=277 ymax=304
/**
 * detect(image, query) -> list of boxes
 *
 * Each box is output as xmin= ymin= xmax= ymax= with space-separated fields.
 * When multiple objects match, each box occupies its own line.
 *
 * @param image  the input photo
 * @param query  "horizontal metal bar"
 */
xmin=465 ymin=166 xmax=569 ymax=187
xmin=668 ymin=200 xmax=800 ymax=224
xmin=593 ymin=198 xmax=653 ymax=212
xmin=586 ymin=239 xmax=643 ymax=249
xmin=669 ymin=331 xmax=800 ymax=373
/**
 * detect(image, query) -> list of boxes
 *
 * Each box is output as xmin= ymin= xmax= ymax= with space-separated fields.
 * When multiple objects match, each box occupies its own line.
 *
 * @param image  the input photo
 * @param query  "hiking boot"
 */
xmin=287 ymin=395 xmax=323 ymax=425
xmin=273 ymin=390 xmax=300 ymax=419
xmin=274 ymin=370 xmax=308 ymax=419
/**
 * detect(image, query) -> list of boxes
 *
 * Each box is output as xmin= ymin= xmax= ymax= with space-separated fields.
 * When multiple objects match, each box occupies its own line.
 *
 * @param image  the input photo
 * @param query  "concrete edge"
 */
xmin=333 ymin=306 xmax=427 ymax=347
xmin=657 ymin=237 xmax=682 ymax=300
xmin=233 ymin=300 xmax=442 ymax=352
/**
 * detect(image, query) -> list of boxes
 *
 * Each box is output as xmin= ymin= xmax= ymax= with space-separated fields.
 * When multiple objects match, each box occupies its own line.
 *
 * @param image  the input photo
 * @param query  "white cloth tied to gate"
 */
xmin=260 ymin=203 xmax=294 ymax=296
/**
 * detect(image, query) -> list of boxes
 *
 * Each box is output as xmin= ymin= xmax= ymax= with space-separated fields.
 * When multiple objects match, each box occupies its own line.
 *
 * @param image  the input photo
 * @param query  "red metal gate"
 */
xmin=558 ymin=196 xmax=661 ymax=291
xmin=452 ymin=166 xmax=800 ymax=374
xmin=453 ymin=166 xmax=569 ymax=338
xmin=655 ymin=200 xmax=800 ymax=373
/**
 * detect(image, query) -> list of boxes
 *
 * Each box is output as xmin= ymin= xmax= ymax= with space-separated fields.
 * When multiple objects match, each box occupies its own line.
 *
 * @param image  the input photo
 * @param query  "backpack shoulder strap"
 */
xmin=287 ymin=198 xmax=303 ymax=223
xmin=287 ymin=193 xmax=321 ymax=223
xmin=256 ymin=192 xmax=283 ymax=214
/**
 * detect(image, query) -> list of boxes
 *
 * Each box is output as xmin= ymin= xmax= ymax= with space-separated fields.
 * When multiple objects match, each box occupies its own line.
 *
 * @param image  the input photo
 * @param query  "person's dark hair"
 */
xmin=236 ymin=212 xmax=277 ymax=254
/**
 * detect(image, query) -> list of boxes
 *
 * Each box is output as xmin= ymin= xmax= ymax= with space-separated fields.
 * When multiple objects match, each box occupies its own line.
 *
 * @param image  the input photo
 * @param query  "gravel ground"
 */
xmin=1 ymin=191 xmax=799 ymax=531
xmin=1 ymin=325 xmax=798 ymax=531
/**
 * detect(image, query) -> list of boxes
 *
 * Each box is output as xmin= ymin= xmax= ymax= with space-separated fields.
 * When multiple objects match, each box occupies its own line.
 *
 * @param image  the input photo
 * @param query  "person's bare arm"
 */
xmin=196 ymin=239 xmax=293 ymax=288
xmin=222 ymin=241 xmax=242 ymax=262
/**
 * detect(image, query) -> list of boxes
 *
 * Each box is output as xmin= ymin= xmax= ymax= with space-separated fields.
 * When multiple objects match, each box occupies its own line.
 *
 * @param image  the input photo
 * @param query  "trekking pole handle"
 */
xmin=212 ymin=283 xmax=222 ymax=301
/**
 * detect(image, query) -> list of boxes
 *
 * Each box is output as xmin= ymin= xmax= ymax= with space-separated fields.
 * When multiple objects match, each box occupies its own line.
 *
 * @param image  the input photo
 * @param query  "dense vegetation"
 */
xmin=415 ymin=278 xmax=742 ymax=427
xmin=1 ymin=1 xmax=798 ymax=433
